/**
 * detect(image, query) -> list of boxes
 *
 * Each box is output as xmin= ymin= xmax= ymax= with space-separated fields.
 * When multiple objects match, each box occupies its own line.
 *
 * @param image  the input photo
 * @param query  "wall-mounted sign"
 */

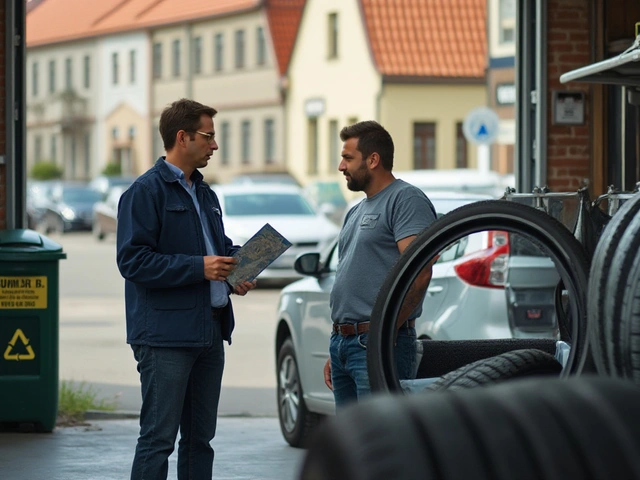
xmin=463 ymin=107 xmax=500 ymax=145
xmin=304 ymin=98 xmax=325 ymax=118
xmin=496 ymin=83 xmax=516 ymax=105
xmin=552 ymin=91 xmax=585 ymax=125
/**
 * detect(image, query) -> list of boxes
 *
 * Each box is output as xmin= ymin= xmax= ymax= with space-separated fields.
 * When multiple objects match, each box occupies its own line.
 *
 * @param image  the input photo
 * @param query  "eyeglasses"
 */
xmin=195 ymin=131 xmax=216 ymax=144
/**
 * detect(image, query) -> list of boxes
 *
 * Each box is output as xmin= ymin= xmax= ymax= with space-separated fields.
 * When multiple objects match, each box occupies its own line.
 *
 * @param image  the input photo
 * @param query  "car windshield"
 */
xmin=224 ymin=193 xmax=316 ymax=216
xmin=62 ymin=188 xmax=103 ymax=203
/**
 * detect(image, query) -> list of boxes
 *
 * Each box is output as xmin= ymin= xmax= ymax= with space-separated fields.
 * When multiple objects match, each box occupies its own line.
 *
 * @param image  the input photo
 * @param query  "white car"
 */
xmin=274 ymin=191 xmax=561 ymax=447
xmin=212 ymin=183 xmax=341 ymax=284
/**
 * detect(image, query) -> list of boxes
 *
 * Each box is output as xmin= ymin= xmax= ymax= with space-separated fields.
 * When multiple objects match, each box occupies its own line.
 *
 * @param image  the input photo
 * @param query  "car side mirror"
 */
xmin=294 ymin=252 xmax=321 ymax=275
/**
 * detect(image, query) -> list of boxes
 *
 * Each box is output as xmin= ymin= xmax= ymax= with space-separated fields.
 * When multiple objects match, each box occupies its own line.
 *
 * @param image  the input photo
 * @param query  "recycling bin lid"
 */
xmin=0 ymin=229 xmax=66 ymax=260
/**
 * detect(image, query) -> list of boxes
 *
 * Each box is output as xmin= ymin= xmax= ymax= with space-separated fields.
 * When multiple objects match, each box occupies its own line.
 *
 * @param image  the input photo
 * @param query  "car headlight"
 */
xmin=60 ymin=207 xmax=76 ymax=220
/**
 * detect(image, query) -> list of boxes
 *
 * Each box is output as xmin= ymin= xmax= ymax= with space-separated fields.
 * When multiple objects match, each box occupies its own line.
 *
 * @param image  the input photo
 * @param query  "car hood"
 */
xmin=224 ymin=215 xmax=340 ymax=244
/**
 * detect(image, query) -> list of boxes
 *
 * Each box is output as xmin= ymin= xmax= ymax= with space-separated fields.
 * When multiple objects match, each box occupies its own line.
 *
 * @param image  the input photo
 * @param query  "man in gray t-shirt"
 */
xmin=324 ymin=121 xmax=437 ymax=409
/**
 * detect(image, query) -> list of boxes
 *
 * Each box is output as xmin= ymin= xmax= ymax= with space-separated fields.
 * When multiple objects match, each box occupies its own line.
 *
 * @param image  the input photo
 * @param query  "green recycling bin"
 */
xmin=0 ymin=229 xmax=66 ymax=432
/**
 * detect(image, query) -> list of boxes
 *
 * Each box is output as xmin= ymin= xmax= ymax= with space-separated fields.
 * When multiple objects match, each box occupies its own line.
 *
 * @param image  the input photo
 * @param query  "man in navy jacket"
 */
xmin=116 ymin=98 xmax=256 ymax=479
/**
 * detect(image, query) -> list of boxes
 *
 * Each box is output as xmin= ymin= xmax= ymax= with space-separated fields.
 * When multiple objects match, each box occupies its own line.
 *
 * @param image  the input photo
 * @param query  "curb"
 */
xmin=84 ymin=410 xmax=140 ymax=420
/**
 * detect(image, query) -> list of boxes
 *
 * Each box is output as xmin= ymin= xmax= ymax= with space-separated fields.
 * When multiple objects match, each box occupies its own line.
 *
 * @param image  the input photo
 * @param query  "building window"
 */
xmin=220 ymin=122 xmax=230 ymax=165
xmin=48 ymin=60 xmax=56 ymax=93
xmin=112 ymin=127 xmax=119 ymax=140
xmin=112 ymin=52 xmax=118 ymax=85
xmin=50 ymin=135 xmax=57 ymax=163
xmin=129 ymin=126 xmax=136 ymax=139
xmin=83 ymin=55 xmax=90 ymax=89
xmin=129 ymin=50 xmax=136 ymax=84
xmin=65 ymin=57 xmax=72 ymax=90
xmin=327 ymin=13 xmax=338 ymax=59
xmin=455 ymin=122 xmax=468 ymax=168
xmin=235 ymin=30 xmax=245 ymax=69
xmin=152 ymin=42 xmax=162 ymax=79
xmin=172 ymin=39 xmax=181 ymax=77
xmin=256 ymin=26 xmax=266 ymax=66
xmin=193 ymin=36 xmax=202 ymax=74
xmin=32 ymin=62 xmax=38 ymax=97
xmin=34 ymin=136 xmax=42 ymax=163
xmin=241 ymin=120 xmax=251 ymax=164
xmin=84 ymin=133 xmax=91 ymax=178
xmin=329 ymin=120 xmax=339 ymax=172
xmin=499 ymin=0 xmax=516 ymax=44
xmin=153 ymin=124 xmax=164 ymax=158
xmin=308 ymin=119 xmax=318 ymax=174
xmin=413 ymin=123 xmax=436 ymax=169
xmin=214 ymin=33 xmax=224 ymax=72
xmin=264 ymin=118 xmax=275 ymax=164
xmin=347 ymin=116 xmax=358 ymax=126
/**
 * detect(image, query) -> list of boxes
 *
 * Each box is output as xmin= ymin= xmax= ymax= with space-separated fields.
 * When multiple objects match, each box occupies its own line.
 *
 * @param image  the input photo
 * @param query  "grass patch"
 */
xmin=57 ymin=381 xmax=119 ymax=426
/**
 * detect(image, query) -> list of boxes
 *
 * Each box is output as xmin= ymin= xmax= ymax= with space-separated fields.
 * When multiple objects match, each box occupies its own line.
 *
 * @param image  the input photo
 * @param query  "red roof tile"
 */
xmin=265 ymin=0 xmax=306 ymax=75
xmin=360 ymin=0 xmax=486 ymax=79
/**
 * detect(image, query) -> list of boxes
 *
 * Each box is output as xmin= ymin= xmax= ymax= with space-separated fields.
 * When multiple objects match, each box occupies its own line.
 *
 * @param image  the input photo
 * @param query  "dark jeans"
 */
xmin=130 ymin=321 xmax=225 ymax=480
xmin=329 ymin=324 xmax=417 ymax=410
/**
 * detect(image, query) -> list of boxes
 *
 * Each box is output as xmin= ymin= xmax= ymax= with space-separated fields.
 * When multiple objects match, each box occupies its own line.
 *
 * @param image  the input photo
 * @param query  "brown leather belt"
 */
xmin=332 ymin=319 xmax=415 ymax=336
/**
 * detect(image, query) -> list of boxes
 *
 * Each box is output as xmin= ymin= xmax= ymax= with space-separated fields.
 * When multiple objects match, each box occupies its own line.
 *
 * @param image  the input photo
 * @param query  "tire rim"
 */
xmin=278 ymin=354 xmax=300 ymax=433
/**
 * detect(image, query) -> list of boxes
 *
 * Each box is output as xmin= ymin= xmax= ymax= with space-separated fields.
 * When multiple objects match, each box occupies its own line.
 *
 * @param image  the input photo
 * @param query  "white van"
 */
xmin=394 ymin=168 xmax=515 ymax=198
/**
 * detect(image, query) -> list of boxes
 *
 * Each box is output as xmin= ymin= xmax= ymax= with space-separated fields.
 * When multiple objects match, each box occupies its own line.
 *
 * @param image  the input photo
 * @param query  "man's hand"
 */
xmin=323 ymin=358 xmax=333 ymax=391
xmin=232 ymin=280 xmax=257 ymax=296
xmin=204 ymin=255 xmax=237 ymax=282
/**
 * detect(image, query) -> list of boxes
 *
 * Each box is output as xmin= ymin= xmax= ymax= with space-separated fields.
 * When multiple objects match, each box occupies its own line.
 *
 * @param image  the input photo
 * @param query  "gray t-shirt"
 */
xmin=330 ymin=179 xmax=437 ymax=323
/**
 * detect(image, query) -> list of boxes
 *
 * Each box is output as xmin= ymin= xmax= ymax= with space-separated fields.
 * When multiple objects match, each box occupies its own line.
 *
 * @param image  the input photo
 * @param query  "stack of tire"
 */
xmin=297 ymin=198 xmax=640 ymax=480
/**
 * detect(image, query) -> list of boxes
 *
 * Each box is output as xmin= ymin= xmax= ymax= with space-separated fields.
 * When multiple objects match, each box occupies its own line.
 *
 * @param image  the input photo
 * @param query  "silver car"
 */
xmin=212 ymin=183 xmax=340 ymax=284
xmin=274 ymin=192 xmax=561 ymax=447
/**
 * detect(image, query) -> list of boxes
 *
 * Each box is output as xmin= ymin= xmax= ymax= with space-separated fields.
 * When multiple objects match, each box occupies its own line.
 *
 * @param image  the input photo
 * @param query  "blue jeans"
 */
xmin=130 ymin=321 xmax=225 ymax=480
xmin=329 ymin=324 xmax=417 ymax=410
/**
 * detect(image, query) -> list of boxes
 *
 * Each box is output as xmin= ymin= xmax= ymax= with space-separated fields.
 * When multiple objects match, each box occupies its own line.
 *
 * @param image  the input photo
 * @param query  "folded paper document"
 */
xmin=226 ymin=223 xmax=292 ymax=287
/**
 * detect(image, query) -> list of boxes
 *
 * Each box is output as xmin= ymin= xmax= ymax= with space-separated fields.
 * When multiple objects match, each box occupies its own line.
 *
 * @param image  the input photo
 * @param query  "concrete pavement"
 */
xmin=0 ymin=416 xmax=307 ymax=479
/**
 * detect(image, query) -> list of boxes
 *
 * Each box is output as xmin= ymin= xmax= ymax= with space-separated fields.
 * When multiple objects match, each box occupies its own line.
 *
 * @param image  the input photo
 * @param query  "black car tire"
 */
xmin=426 ymin=349 xmax=562 ymax=391
xmin=603 ymin=212 xmax=640 ymax=382
xmin=276 ymin=339 xmax=321 ymax=448
xmin=299 ymin=376 xmax=640 ymax=480
xmin=587 ymin=192 xmax=640 ymax=375
xmin=368 ymin=200 xmax=591 ymax=393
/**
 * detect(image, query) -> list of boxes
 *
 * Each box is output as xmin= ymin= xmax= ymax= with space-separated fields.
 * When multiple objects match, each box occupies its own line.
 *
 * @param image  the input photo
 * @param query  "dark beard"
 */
xmin=346 ymin=167 xmax=370 ymax=192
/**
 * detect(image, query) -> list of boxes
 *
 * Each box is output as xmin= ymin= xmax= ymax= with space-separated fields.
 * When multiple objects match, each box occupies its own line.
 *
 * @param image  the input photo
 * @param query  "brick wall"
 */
xmin=0 ymin=1 xmax=5 ymax=229
xmin=545 ymin=0 xmax=592 ymax=192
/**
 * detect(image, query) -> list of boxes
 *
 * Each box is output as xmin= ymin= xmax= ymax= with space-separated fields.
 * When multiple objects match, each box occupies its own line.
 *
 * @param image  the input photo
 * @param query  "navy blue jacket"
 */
xmin=116 ymin=158 xmax=240 ymax=346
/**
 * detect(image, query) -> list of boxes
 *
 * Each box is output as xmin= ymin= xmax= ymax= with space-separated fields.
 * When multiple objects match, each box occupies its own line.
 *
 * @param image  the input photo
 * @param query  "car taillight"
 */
xmin=453 ymin=231 xmax=510 ymax=289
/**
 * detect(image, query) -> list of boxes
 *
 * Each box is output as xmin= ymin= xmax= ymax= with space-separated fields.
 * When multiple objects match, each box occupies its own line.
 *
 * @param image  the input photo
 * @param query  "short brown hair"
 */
xmin=159 ymin=98 xmax=217 ymax=151
xmin=340 ymin=120 xmax=394 ymax=170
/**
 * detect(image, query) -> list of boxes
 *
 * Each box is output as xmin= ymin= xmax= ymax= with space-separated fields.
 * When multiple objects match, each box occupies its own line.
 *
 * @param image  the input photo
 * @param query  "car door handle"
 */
xmin=427 ymin=285 xmax=444 ymax=295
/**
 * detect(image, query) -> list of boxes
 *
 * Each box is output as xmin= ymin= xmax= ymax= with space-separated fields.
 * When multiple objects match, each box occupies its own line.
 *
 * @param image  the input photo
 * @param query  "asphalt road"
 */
xmin=55 ymin=231 xmax=284 ymax=416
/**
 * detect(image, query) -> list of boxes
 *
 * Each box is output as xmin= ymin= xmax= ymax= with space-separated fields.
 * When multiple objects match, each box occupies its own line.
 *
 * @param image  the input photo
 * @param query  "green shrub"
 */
xmin=30 ymin=161 xmax=63 ymax=180
xmin=101 ymin=162 xmax=122 ymax=176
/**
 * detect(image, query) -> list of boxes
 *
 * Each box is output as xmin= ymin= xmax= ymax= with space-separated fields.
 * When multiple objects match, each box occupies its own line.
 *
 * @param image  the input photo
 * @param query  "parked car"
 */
xmin=88 ymin=174 xmax=136 ymax=200
xmin=302 ymin=180 xmax=348 ymax=226
xmin=37 ymin=181 xmax=103 ymax=234
xmin=92 ymin=185 xmax=128 ymax=240
xmin=213 ymin=183 xmax=340 ymax=284
xmin=229 ymin=172 xmax=301 ymax=187
xmin=394 ymin=168 xmax=515 ymax=198
xmin=26 ymin=179 xmax=57 ymax=229
xmin=274 ymin=191 xmax=561 ymax=447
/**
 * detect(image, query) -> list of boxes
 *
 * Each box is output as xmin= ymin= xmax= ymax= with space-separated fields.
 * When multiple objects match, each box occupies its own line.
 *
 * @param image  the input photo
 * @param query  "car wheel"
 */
xmin=426 ymin=349 xmax=562 ymax=391
xmin=276 ymin=338 xmax=321 ymax=448
xmin=299 ymin=376 xmax=640 ymax=480
xmin=368 ymin=200 xmax=591 ymax=394
xmin=93 ymin=222 xmax=105 ymax=241
xmin=587 ymin=192 xmax=640 ymax=376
